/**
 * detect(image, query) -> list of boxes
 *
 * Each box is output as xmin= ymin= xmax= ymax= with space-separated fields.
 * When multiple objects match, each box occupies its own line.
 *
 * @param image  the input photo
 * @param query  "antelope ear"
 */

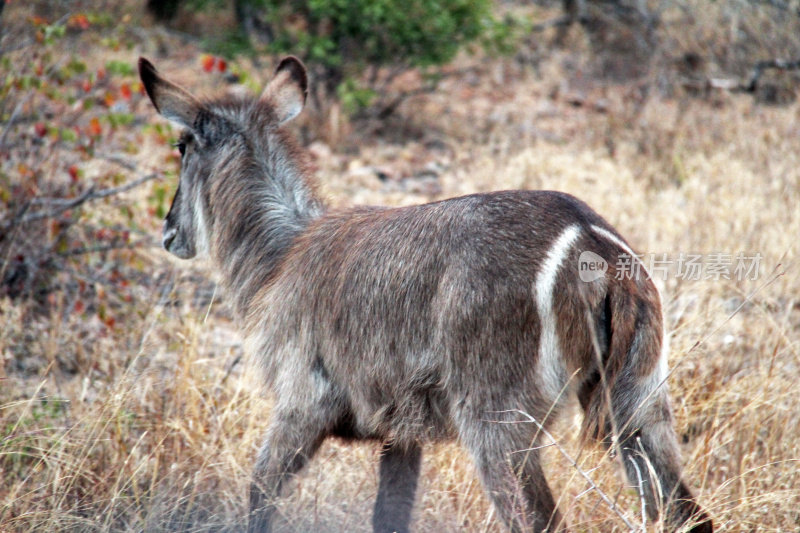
xmin=138 ymin=57 xmax=203 ymax=130
xmin=263 ymin=56 xmax=308 ymax=125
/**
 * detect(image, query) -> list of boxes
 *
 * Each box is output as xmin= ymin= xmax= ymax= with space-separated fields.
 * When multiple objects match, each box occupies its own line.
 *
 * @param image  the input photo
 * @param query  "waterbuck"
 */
xmin=138 ymin=56 xmax=713 ymax=533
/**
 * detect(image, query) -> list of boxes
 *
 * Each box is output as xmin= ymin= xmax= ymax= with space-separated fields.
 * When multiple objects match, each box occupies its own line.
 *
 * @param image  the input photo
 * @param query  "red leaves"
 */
xmin=201 ymin=55 xmax=227 ymax=73
xmin=88 ymin=117 xmax=102 ymax=137
xmin=68 ymin=165 xmax=80 ymax=183
xmin=120 ymin=83 xmax=132 ymax=100
xmin=17 ymin=163 xmax=34 ymax=178
xmin=30 ymin=15 xmax=48 ymax=27
xmin=201 ymin=55 xmax=216 ymax=73
xmin=7 ymin=9 xmax=159 ymax=337
xmin=68 ymin=14 xmax=90 ymax=31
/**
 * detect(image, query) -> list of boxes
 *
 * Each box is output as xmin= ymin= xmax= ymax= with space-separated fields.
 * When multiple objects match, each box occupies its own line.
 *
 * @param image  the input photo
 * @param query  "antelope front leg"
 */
xmin=247 ymin=410 xmax=328 ymax=533
xmin=372 ymin=442 xmax=422 ymax=533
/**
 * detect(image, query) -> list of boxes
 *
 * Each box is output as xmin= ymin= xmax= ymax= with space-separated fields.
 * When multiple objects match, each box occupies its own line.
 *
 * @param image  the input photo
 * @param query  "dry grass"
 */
xmin=2 ymin=2 xmax=799 ymax=532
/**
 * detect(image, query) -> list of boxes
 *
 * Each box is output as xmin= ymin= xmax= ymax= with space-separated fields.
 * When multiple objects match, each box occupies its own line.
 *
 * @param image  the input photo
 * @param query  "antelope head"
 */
xmin=137 ymin=56 xmax=309 ymax=260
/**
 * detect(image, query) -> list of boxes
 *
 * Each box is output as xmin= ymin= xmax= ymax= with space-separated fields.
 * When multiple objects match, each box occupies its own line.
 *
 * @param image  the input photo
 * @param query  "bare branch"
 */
xmin=56 ymin=238 xmax=154 ymax=257
xmin=750 ymin=0 xmax=800 ymax=15
xmin=3 ymin=173 xmax=158 ymax=229
xmin=95 ymin=154 xmax=140 ymax=172
xmin=0 ymin=94 xmax=33 ymax=149
xmin=530 ymin=16 xmax=578 ymax=33
xmin=0 ymin=13 xmax=71 ymax=57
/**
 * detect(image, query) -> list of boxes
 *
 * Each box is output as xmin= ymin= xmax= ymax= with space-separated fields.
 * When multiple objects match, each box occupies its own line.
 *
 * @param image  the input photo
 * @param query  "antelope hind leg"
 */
xmin=372 ymin=441 xmax=422 ymax=533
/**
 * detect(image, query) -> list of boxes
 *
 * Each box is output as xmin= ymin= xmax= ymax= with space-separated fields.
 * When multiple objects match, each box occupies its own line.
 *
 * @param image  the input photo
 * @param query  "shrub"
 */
xmin=259 ymin=0 xmax=496 ymax=82
xmin=187 ymin=0 xmax=511 ymax=115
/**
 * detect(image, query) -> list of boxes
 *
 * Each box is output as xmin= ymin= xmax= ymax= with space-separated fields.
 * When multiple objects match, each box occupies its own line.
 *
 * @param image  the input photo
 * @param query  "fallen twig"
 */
xmin=745 ymin=59 xmax=800 ymax=92
xmin=690 ymin=58 xmax=800 ymax=95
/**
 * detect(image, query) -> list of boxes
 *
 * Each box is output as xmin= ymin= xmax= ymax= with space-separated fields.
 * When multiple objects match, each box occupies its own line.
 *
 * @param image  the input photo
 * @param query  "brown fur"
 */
xmin=139 ymin=56 xmax=712 ymax=533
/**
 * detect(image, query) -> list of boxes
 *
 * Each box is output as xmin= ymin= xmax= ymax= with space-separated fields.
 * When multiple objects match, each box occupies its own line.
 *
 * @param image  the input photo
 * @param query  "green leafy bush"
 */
xmin=259 ymin=0 xmax=497 ymax=69
xmin=190 ymin=0 xmax=511 ymax=114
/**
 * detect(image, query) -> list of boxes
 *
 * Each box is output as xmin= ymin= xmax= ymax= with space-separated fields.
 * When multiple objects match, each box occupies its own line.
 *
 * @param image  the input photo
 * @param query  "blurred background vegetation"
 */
xmin=1 ymin=1 xmax=799 ymax=531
